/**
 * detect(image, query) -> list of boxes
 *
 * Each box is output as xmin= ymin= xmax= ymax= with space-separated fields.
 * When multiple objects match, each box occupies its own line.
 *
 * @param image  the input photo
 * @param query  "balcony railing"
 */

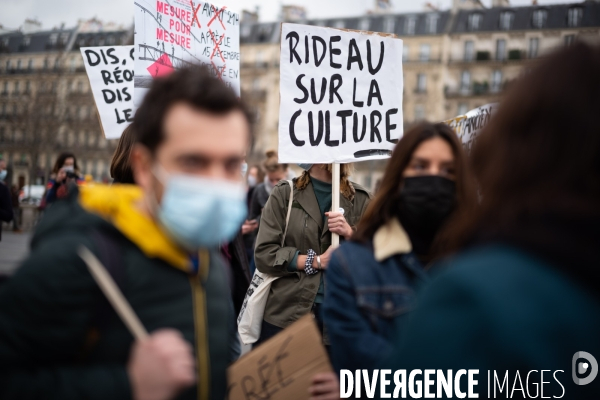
xmin=403 ymin=58 xmax=442 ymax=64
xmin=240 ymin=61 xmax=271 ymax=69
xmin=450 ymin=53 xmax=528 ymax=64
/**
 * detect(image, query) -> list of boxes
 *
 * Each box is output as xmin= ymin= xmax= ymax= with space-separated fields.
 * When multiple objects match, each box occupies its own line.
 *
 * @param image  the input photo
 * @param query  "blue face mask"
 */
xmin=153 ymin=168 xmax=247 ymax=250
xmin=0 ymin=170 xmax=6 ymax=181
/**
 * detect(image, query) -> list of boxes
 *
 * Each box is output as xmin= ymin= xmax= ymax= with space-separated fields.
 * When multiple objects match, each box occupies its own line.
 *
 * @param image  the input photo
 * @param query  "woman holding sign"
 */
xmin=323 ymin=122 xmax=476 ymax=373
xmin=254 ymin=163 xmax=371 ymax=345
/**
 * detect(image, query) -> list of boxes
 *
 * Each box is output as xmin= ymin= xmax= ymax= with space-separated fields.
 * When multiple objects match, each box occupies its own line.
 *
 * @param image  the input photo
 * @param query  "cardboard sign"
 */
xmin=444 ymin=103 xmax=498 ymax=151
xmin=134 ymin=0 xmax=241 ymax=106
xmin=278 ymin=23 xmax=404 ymax=164
xmin=80 ymin=46 xmax=134 ymax=139
xmin=228 ymin=314 xmax=333 ymax=400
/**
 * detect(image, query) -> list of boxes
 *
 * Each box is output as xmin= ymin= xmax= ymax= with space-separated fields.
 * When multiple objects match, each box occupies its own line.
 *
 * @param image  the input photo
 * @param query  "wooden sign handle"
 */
xmin=331 ymin=163 xmax=340 ymax=248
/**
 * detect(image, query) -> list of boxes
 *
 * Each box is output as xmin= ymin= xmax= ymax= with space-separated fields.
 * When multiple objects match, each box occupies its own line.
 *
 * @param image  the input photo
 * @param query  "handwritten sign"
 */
xmin=80 ymin=46 xmax=134 ymax=139
xmin=228 ymin=314 xmax=333 ymax=400
xmin=278 ymin=23 xmax=403 ymax=163
xmin=444 ymin=103 xmax=498 ymax=151
xmin=134 ymin=0 xmax=241 ymax=106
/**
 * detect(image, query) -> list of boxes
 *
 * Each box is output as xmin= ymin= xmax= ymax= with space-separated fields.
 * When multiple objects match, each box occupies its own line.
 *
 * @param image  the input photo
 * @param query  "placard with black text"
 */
xmin=279 ymin=23 xmax=403 ymax=163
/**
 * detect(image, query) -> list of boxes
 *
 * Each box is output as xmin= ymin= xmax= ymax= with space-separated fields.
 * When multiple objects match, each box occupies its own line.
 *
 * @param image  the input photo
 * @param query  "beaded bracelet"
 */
xmin=304 ymin=249 xmax=318 ymax=275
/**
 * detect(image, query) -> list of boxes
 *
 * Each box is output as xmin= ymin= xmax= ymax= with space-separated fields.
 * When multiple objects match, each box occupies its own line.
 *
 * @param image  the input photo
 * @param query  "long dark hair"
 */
xmin=110 ymin=125 xmax=136 ymax=184
xmin=52 ymin=152 xmax=79 ymax=174
xmin=353 ymin=122 xmax=476 ymax=248
xmin=447 ymin=42 xmax=600 ymax=252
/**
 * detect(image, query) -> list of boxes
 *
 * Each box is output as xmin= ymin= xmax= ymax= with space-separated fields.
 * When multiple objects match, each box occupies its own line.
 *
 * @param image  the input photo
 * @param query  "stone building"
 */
xmin=0 ymin=20 xmax=132 ymax=187
xmin=444 ymin=0 xmax=600 ymax=118
xmin=1 ymin=2 xmax=599 ymax=191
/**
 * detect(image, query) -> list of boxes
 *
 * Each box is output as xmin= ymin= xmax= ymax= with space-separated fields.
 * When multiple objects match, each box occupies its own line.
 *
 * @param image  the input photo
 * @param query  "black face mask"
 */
xmin=397 ymin=176 xmax=457 ymax=255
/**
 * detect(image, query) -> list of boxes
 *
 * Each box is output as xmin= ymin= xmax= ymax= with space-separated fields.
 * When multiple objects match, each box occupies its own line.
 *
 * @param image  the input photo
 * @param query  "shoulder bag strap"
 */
xmin=281 ymin=180 xmax=294 ymax=247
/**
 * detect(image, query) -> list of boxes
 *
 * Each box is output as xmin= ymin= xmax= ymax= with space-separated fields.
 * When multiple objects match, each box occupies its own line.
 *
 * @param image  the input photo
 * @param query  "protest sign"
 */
xmin=134 ymin=0 xmax=240 ymax=106
xmin=80 ymin=46 xmax=134 ymax=139
xmin=278 ymin=23 xmax=403 ymax=163
xmin=444 ymin=103 xmax=498 ymax=151
xmin=228 ymin=314 xmax=333 ymax=400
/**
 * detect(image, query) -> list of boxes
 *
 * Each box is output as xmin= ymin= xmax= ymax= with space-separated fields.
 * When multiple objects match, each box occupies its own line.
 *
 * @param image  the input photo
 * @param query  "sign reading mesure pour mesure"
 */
xmin=278 ymin=23 xmax=403 ymax=163
xmin=134 ymin=0 xmax=240 ymax=107
xmin=81 ymin=46 xmax=134 ymax=139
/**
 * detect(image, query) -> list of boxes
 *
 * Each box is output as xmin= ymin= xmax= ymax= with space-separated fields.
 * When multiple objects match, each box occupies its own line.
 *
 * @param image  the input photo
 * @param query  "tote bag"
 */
xmin=237 ymin=180 xmax=294 ymax=345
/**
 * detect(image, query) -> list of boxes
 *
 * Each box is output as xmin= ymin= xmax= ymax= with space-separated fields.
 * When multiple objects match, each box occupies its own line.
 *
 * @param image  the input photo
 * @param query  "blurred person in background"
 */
xmin=43 ymin=152 xmax=81 ymax=206
xmin=244 ymin=150 xmax=288 ymax=274
xmin=241 ymin=164 xmax=262 ymax=263
xmin=0 ymin=159 xmax=6 ymax=184
xmin=0 ymin=66 xmax=251 ymax=400
xmin=391 ymin=42 xmax=600 ymax=398
xmin=246 ymin=164 xmax=261 ymax=192
xmin=110 ymin=124 xmax=137 ymax=184
xmin=248 ymin=150 xmax=289 ymax=227
xmin=324 ymin=122 xmax=476 ymax=374
xmin=0 ymin=170 xmax=12 ymax=242
xmin=10 ymin=184 xmax=20 ymax=232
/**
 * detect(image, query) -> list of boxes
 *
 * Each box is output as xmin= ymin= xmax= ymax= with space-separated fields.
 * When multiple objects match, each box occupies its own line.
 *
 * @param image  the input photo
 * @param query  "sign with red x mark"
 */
xmin=134 ymin=0 xmax=241 ymax=106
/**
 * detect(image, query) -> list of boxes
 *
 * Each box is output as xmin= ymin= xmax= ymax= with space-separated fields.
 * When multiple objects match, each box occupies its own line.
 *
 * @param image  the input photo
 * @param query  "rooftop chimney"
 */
xmin=281 ymin=5 xmax=307 ymax=22
xmin=492 ymin=0 xmax=510 ymax=7
xmin=22 ymin=18 xmax=42 ymax=34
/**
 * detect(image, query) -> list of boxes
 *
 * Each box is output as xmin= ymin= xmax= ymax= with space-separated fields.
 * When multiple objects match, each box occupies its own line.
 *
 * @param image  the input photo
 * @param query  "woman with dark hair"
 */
xmin=51 ymin=152 xmax=79 ymax=176
xmin=391 ymin=43 xmax=600 ymax=398
xmin=323 ymin=122 xmax=477 ymax=373
xmin=110 ymin=125 xmax=136 ymax=184
xmin=43 ymin=152 xmax=81 ymax=206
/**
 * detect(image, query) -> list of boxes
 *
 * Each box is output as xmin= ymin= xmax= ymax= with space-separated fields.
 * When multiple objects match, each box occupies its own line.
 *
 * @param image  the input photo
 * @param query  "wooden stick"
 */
xmin=331 ymin=163 xmax=340 ymax=248
xmin=78 ymin=246 xmax=149 ymax=341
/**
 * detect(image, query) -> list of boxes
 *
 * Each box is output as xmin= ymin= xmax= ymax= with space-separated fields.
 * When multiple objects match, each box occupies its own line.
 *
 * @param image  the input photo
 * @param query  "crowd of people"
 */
xmin=0 ymin=41 xmax=598 ymax=399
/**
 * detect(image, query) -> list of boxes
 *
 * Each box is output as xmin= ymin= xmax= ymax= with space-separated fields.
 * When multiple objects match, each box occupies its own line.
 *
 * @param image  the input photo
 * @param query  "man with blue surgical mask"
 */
xmin=0 ymin=67 xmax=251 ymax=400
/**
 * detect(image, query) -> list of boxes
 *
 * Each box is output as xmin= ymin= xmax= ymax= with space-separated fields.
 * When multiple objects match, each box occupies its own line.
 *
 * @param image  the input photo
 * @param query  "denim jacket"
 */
xmin=323 ymin=218 xmax=428 ymax=373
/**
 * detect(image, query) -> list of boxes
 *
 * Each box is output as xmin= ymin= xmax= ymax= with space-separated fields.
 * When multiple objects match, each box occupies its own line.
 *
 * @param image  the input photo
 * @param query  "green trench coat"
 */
xmin=254 ymin=178 xmax=371 ymax=329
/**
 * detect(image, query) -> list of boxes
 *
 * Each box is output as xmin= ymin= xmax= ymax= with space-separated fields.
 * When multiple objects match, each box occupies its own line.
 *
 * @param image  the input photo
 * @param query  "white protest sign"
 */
xmin=81 ymin=46 xmax=134 ymax=139
xmin=444 ymin=103 xmax=498 ymax=151
xmin=134 ymin=0 xmax=240 ymax=106
xmin=278 ymin=23 xmax=403 ymax=164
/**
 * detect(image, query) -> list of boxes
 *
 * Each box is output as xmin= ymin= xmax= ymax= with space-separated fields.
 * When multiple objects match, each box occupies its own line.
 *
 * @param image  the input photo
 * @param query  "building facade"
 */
xmin=445 ymin=1 xmax=600 ymax=118
xmin=240 ymin=1 xmax=600 ymax=189
xmin=1 ymin=3 xmax=599 ymax=190
xmin=0 ymin=21 xmax=132 ymax=187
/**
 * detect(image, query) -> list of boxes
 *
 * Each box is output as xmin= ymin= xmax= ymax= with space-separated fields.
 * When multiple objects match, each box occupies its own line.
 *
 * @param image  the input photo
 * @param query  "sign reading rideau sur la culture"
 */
xmin=80 ymin=46 xmax=134 ymax=139
xmin=134 ymin=0 xmax=241 ymax=106
xmin=278 ymin=23 xmax=403 ymax=163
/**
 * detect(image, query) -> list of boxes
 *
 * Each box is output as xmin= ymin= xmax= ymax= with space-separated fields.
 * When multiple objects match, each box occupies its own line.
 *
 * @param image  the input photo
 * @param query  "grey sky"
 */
xmin=2 ymin=0 xmax=582 ymax=31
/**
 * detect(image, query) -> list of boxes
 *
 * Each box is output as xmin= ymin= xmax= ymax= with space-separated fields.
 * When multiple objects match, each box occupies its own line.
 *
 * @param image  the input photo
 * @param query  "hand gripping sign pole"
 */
xmin=331 ymin=163 xmax=341 ymax=248
xmin=78 ymin=246 xmax=149 ymax=340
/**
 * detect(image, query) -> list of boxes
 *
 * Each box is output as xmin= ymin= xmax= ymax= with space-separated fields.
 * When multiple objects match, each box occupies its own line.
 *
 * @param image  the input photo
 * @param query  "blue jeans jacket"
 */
xmin=323 ymin=240 xmax=428 ymax=373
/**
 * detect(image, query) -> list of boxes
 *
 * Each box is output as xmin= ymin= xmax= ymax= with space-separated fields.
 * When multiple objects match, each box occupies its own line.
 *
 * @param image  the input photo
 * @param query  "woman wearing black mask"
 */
xmin=323 ymin=122 xmax=476 ymax=374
